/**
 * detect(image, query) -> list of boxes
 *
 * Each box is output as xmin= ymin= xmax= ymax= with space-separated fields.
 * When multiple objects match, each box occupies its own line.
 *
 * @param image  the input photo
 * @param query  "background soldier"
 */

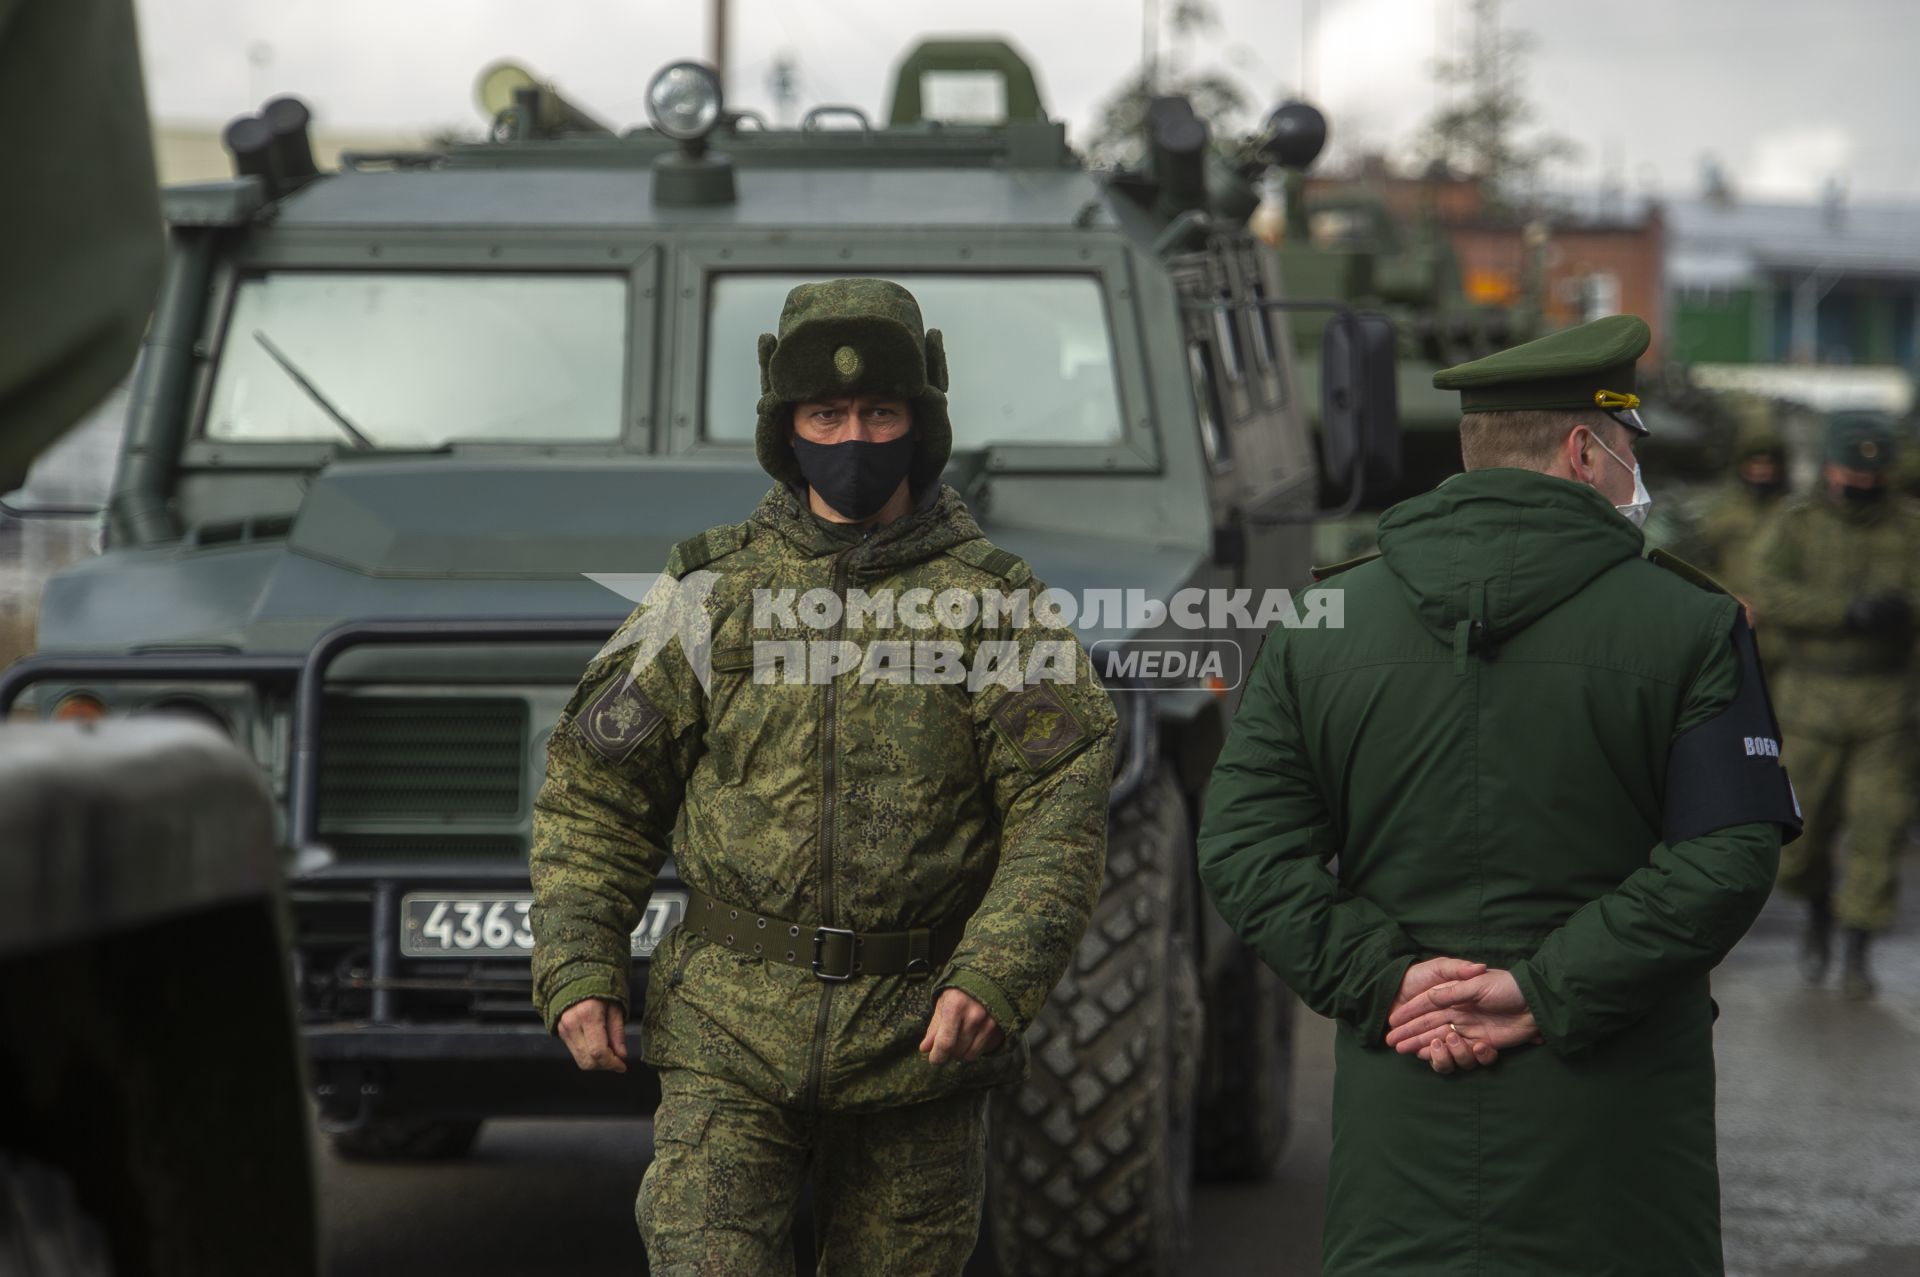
xmin=1199 ymin=315 xmax=1799 ymax=1275
xmin=1693 ymin=396 xmax=1791 ymax=595
xmin=1751 ymin=412 xmax=1920 ymax=998
xmin=528 ymin=278 xmax=1116 ymax=1275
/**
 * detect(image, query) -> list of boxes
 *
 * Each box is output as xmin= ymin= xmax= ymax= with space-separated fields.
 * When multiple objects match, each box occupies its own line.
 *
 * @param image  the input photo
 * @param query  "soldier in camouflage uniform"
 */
xmin=1689 ymin=396 xmax=1792 ymax=670
xmin=1751 ymin=412 xmax=1920 ymax=998
xmin=1692 ymin=396 xmax=1790 ymax=599
xmin=528 ymin=278 xmax=1116 ymax=1275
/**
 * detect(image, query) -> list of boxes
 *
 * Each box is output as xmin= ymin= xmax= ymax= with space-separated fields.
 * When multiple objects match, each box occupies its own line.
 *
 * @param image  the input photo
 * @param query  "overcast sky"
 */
xmin=132 ymin=0 xmax=1920 ymax=203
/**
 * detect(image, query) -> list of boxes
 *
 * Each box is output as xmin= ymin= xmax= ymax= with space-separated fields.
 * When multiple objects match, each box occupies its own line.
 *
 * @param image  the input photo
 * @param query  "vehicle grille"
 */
xmin=319 ymin=696 xmax=526 ymax=822
xmin=324 ymin=833 xmax=526 ymax=862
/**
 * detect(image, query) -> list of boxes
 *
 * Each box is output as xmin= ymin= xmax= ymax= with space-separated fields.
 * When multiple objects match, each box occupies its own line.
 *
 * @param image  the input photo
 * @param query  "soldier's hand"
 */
xmin=1845 ymin=592 xmax=1914 ymax=633
xmin=1387 ymin=957 xmax=1497 ymax=1070
xmin=557 ymin=997 xmax=629 ymax=1073
xmin=1389 ymin=956 xmax=1488 ymax=1022
xmin=920 ymin=988 xmax=1004 ymax=1065
xmin=1384 ymin=969 xmax=1541 ymax=1059
xmin=1877 ymin=592 xmax=1914 ymax=632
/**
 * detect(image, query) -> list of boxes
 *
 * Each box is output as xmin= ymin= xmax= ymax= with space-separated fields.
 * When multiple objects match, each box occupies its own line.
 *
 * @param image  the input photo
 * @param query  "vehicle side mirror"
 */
xmin=1321 ymin=311 xmax=1402 ymax=496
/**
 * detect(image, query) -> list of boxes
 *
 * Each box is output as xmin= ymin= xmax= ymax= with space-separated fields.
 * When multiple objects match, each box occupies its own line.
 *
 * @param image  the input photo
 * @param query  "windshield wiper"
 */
xmin=251 ymin=330 xmax=375 ymax=449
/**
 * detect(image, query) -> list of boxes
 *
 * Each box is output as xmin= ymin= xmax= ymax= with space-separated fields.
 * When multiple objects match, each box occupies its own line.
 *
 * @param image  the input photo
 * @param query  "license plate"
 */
xmin=399 ymin=892 xmax=686 ymax=959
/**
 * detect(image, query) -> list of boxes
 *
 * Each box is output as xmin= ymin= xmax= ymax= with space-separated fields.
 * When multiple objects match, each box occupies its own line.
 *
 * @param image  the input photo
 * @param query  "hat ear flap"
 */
xmin=757 ymin=333 xmax=778 ymax=396
xmin=925 ymin=329 xmax=948 ymax=393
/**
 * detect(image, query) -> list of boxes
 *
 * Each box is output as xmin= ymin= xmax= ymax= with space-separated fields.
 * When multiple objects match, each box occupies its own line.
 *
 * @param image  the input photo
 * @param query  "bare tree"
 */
xmin=1418 ymin=0 xmax=1577 ymax=210
xmin=1086 ymin=0 xmax=1256 ymax=169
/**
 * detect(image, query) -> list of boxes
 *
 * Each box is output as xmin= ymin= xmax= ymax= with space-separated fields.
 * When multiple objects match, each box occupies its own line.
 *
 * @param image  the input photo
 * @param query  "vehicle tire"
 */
xmin=327 ymin=1118 xmax=482 ymax=1162
xmin=986 ymin=763 xmax=1203 ymax=1277
xmin=0 ymin=1153 xmax=116 ymax=1277
xmin=1194 ymin=938 xmax=1294 ymax=1181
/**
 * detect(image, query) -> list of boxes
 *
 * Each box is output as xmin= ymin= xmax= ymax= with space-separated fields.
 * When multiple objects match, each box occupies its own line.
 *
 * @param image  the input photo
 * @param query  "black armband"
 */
xmin=1662 ymin=613 xmax=1803 ymax=845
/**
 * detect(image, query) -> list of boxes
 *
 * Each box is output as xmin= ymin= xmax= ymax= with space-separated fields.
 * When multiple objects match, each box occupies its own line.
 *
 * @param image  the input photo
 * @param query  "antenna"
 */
xmin=710 ymin=0 xmax=730 ymax=96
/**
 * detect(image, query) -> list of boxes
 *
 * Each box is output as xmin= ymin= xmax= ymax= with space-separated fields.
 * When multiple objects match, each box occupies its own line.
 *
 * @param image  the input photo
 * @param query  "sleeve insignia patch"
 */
xmin=576 ymin=673 xmax=666 ymax=764
xmin=990 ymin=680 xmax=1091 ymax=773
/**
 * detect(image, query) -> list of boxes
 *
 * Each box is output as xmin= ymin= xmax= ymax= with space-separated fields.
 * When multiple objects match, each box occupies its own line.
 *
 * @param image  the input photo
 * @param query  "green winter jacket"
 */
xmin=529 ymin=482 xmax=1115 ymax=1112
xmin=1199 ymin=467 xmax=1785 ymax=1276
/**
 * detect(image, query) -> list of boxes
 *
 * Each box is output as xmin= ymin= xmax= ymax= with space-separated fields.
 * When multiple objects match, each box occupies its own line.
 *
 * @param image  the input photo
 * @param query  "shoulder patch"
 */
xmin=946 ymin=538 xmax=1033 ymax=586
xmin=574 ymin=672 xmax=666 ymax=764
xmin=668 ymin=522 xmax=751 ymax=575
xmin=989 ymin=681 xmax=1092 ymax=773
xmin=1310 ymin=550 xmax=1381 ymax=583
xmin=1646 ymin=548 xmax=1730 ymax=597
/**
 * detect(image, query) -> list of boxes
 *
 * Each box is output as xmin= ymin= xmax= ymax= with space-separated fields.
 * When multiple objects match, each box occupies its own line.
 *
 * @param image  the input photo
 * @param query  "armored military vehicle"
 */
xmin=7 ymin=38 xmax=1396 ymax=1276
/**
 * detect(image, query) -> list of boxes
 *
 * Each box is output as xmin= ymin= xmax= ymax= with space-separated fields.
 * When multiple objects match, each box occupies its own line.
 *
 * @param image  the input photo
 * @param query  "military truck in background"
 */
xmin=1256 ymin=121 xmax=1744 ymax=560
xmin=4 ymin=37 xmax=1398 ymax=1276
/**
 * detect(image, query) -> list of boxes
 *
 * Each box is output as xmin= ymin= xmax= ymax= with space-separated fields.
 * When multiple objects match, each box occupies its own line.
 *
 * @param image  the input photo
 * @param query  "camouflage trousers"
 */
xmin=1778 ymin=726 xmax=1911 ymax=932
xmin=637 ymin=1066 xmax=988 ymax=1277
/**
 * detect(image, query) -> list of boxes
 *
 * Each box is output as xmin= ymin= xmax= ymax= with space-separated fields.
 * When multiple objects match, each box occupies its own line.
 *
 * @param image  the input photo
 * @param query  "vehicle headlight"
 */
xmin=50 ymin=692 xmax=107 ymax=723
xmin=646 ymin=61 xmax=724 ymax=142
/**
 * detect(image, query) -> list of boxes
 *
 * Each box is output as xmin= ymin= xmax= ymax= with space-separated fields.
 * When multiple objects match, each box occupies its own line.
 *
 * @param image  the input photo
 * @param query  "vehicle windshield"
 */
xmin=705 ymin=274 xmax=1126 ymax=447
xmin=203 ymin=272 xmax=628 ymax=446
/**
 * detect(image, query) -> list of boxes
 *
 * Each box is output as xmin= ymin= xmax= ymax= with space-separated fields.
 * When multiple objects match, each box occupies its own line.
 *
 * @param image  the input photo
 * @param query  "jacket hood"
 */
xmin=749 ymin=480 xmax=982 ymax=573
xmin=1374 ymin=468 xmax=1644 ymax=648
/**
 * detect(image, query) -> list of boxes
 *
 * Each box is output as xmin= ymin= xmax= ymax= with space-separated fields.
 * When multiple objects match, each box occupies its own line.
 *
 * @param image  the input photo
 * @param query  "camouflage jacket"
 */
xmin=529 ymin=482 xmax=1116 ymax=1111
xmin=1750 ymin=491 xmax=1920 ymax=737
xmin=1691 ymin=481 xmax=1786 ymax=600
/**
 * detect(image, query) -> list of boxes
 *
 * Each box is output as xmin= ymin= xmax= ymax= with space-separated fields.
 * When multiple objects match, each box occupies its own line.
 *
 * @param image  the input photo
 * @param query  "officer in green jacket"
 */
xmin=1199 ymin=314 xmax=1799 ymax=1276
xmin=1749 ymin=412 xmax=1920 ymax=998
xmin=528 ymin=278 xmax=1115 ymax=1275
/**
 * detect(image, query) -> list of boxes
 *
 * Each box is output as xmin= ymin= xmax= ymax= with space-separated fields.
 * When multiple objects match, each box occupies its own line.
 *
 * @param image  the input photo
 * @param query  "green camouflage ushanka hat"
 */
xmin=1725 ymin=392 xmax=1785 ymax=461
xmin=1434 ymin=313 xmax=1653 ymax=435
xmin=755 ymin=278 xmax=952 ymax=489
xmin=1825 ymin=410 xmax=1898 ymax=470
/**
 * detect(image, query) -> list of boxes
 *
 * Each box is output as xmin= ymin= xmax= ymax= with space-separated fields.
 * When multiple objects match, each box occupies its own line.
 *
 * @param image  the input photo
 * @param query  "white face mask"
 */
xmin=1590 ymin=431 xmax=1652 ymax=529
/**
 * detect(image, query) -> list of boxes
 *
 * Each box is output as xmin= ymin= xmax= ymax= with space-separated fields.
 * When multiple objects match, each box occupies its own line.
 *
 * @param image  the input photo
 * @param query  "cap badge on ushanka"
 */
xmin=833 ymin=344 xmax=862 ymax=383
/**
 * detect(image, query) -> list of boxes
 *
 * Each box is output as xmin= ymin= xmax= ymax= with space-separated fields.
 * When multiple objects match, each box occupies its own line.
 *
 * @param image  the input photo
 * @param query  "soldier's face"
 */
xmin=1825 ymin=463 xmax=1884 ymax=499
xmin=792 ymin=396 xmax=913 ymax=446
xmin=1740 ymin=456 xmax=1781 ymax=485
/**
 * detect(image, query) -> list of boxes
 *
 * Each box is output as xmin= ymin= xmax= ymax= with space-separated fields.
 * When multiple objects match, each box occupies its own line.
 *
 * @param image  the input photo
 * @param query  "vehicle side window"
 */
xmin=1188 ymin=338 xmax=1230 ymax=469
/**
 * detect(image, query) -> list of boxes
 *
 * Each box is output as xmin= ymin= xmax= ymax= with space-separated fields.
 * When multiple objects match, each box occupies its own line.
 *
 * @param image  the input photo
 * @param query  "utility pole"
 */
xmin=1301 ymin=0 xmax=1316 ymax=99
xmin=1142 ymin=0 xmax=1159 ymax=92
xmin=711 ymin=0 xmax=729 ymax=94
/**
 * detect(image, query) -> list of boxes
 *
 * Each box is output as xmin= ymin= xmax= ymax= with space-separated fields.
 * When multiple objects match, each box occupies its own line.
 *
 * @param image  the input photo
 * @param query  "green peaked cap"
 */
xmin=754 ymin=277 xmax=952 ymax=490
xmin=1434 ymin=314 xmax=1652 ymax=419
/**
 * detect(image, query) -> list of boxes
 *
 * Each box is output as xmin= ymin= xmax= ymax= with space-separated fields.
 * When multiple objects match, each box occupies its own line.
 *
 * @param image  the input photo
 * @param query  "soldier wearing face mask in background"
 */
xmin=1687 ymin=396 xmax=1793 ymax=669
xmin=1750 ymin=412 xmax=1920 ymax=999
xmin=1693 ymin=398 xmax=1791 ymax=592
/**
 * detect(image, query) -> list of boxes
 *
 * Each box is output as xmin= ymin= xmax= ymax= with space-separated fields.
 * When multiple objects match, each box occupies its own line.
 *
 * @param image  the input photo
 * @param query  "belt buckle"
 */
xmin=811 ymin=926 xmax=857 ymax=982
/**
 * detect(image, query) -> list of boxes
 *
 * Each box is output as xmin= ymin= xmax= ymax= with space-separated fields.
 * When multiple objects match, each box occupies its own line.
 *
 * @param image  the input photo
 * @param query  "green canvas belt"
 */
xmin=680 ymin=885 xmax=963 ymax=982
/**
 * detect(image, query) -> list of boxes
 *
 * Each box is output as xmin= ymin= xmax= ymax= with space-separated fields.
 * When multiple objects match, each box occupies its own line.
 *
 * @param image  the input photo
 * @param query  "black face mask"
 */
xmin=1743 ymin=477 xmax=1786 ymax=499
xmin=791 ymin=433 xmax=915 ymax=521
xmin=1840 ymin=482 xmax=1888 ymax=508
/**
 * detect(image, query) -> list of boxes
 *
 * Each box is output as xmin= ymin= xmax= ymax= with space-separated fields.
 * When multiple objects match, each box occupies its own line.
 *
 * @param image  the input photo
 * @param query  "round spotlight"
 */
xmin=1260 ymin=100 xmax=1329 ymax=171
xmin=50 ymin=692 xmax=107 ymax=723
xmin=646 ymin=61 xmax=724 ymax=142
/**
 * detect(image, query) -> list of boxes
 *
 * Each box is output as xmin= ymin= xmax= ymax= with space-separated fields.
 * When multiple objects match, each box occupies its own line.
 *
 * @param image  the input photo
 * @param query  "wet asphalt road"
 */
xmin=319 ymin=856 xmax=1920 ymax=1277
